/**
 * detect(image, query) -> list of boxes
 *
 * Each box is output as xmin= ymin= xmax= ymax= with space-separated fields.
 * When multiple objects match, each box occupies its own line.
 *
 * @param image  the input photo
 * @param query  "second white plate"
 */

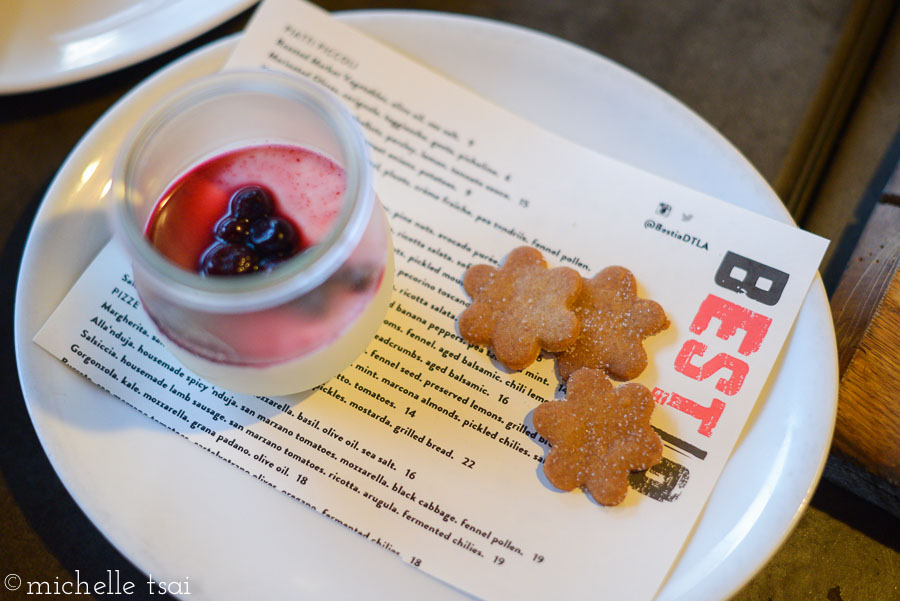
xmin=0 ymin=0 xmax=257 ymax=93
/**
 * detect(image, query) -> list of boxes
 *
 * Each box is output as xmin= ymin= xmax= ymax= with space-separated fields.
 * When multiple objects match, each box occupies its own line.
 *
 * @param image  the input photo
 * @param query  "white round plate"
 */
xmin=14 ymin=11 xmax=837 ymax=601
xmin=0 ymin=0 xmax=257 ymax=94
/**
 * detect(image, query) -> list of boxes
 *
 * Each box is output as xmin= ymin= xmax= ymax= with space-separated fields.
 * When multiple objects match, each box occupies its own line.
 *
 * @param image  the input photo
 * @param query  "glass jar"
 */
xmin=109 ymin=69 xmax=392 ymax=396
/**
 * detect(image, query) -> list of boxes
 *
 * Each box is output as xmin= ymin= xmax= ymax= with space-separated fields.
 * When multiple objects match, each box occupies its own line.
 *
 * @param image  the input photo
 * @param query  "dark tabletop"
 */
xmin=2 ymin=2 xmax=898 ymax=600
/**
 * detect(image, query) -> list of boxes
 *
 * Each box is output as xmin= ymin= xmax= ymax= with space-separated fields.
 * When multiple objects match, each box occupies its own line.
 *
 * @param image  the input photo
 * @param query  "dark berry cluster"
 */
xmin=199 ymin=186 xmax=300 ymax=276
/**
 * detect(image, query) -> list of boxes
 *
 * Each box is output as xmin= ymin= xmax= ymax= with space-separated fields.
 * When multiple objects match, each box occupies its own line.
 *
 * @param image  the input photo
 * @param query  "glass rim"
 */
xmin=109 ymin=69 xmax=374 ymax=313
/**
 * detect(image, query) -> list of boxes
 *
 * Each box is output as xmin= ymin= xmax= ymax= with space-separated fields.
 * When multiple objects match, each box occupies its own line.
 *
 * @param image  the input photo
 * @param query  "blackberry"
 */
xmin=250 ymin=216 xmax=298 ymax=257
xmin=199 ymin=243 xmax=259 ymax=276
xmin=214 ymin=216 xmax=251 ymax=244
xmin=229 ymin=185 xmax=274 ymax=221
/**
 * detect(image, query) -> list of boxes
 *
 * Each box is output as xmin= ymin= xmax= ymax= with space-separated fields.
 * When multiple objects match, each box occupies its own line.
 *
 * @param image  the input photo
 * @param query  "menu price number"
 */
xmin=490 ymin=553 xmax=544 ymax=565
xmin=403 ymin=457 xmax=476 ymax=481
xmin=492 ymin=552 xmax=545 ymax=567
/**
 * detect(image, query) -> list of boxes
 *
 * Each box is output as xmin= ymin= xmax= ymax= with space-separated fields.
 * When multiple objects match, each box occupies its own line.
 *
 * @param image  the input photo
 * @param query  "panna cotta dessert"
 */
xmin=111 ymin=70 xmax=392 ymax=395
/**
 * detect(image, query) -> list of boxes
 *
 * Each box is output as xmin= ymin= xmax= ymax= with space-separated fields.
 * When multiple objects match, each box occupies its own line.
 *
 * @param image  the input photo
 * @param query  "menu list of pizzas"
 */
xmin=35 ymin=1 xmax=829 ymax=600
xmin=41 ymin=242 xmax=562 ymax=585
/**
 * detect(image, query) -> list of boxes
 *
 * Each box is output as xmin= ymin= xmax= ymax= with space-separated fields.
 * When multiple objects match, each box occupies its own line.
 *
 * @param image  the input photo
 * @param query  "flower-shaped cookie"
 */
xmin=556 ymin=266 xmax=668 ymax=381
xmin=533 ymin=367 xmax=663 ymax=505
xmin=459 ymin=246 xmax=582 ymax=370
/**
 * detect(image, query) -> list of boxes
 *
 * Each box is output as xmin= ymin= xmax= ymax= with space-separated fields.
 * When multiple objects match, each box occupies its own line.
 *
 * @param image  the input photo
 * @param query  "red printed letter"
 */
xmin=690 ymin=294 xmax=772 ymax=356
xmin=664 ymin=391 xmax=725 ymax=438
xmin=674 ymin=339 xmax=749 ymax=396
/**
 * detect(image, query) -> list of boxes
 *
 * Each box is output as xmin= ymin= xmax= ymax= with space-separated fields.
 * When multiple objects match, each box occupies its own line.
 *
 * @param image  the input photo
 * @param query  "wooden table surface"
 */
xmin=831 ymin=156 xmax=900 ymax=485
xmin=1 ymin=2 xmax=897 ymax=600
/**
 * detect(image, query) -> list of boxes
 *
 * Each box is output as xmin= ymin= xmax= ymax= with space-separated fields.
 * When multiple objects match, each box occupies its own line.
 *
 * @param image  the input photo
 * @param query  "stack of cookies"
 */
xmin=459 ymin=246 xmax=669 ymax=506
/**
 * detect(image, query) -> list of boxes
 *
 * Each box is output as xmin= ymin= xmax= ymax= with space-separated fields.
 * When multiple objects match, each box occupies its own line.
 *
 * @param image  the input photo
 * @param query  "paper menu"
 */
xmin=33 ymin=0 xmax=829 ymax=599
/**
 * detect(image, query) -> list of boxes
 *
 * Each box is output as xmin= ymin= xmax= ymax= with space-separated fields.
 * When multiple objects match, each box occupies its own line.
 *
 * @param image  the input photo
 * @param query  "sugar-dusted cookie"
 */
xmin=556 ymin=266 xmax=668 ymax=381
xmin=533 ymin=367 xmax=663 ymax=506
xmin=459 ymin=246 xmax=582 ymax=371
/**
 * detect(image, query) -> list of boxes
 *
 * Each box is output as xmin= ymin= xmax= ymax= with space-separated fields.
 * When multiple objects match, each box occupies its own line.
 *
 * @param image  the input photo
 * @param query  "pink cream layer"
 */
xmin=147 ymin=144 xmax=344 ymax=270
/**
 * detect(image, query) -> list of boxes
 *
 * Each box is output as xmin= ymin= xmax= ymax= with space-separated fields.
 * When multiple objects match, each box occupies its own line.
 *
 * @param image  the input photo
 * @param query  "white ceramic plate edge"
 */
xmin=13 ymin=11 xmax=838 ymax=601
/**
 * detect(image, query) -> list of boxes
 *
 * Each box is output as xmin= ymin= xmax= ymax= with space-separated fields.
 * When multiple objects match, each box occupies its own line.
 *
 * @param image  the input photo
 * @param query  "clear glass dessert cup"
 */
xmin=109 ymin=69 xmax=393 ymax=396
